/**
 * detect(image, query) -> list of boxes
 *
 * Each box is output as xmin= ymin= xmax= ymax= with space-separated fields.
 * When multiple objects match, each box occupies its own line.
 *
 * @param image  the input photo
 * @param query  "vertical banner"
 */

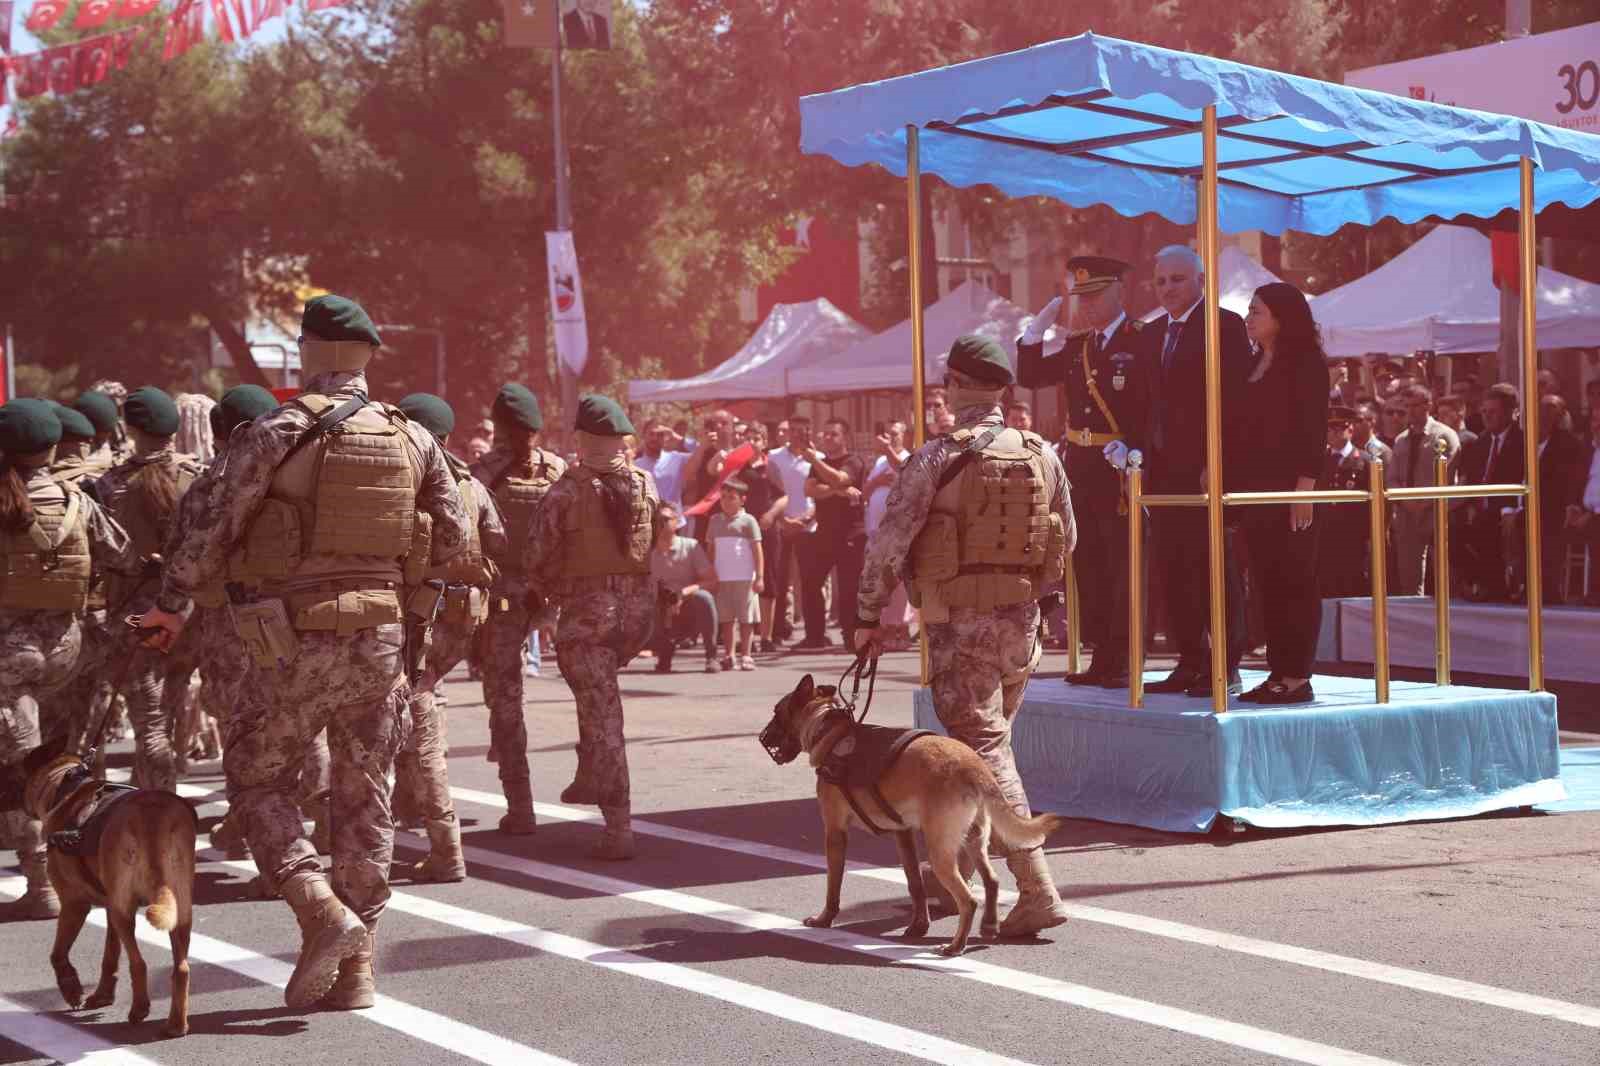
xmin=545 ymin=230 xmax=589 ymax=377
xmin=558 ymin=0 xmax=611 ymax=51
xmin=0 ymin=2 xmax=14 ymax=53
xmin=1 ymin=325 xmax=13 ymax=405
xmin=501 ymin=0 xmax=556 ymax=48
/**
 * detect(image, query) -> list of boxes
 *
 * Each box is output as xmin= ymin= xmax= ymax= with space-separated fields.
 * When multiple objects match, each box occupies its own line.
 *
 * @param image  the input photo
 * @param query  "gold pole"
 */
xmin=1066 ymin=556 xmax=1082 ymax=676
xmin=1368 ymin=458 xmax=1390 ymax=703
xmin=1518 ymin=157 xmax=1544 ymax=692
xmin=906 ymin=124 xmax=931 ymax=687
xmin=1432 ymin=438 xmax=1451 ymax=686
xmin=1200 ymin=105 xmax=1227 ymax=714
xmin=1128 ymin=451 xmax=1145 ymax=708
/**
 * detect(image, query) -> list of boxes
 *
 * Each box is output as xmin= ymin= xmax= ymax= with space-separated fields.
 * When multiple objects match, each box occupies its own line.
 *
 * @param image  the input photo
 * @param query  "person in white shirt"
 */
xmin=863 ymin=420 xmax=912 ymax=648
xmin=635 ymin=419 xmax=689 ymax=525
xmin=766 ymin=415 xmax=820 ymax=643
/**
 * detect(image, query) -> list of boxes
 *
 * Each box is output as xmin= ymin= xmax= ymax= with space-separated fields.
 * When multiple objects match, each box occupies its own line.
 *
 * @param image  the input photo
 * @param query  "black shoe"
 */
xmin=1253 ymin=679 xmax=1315 ymax=705
xmin=1146 ymin=666 xmax=1204 ymax=694
xmin=653 ymin=661 xmax=673 ymax=674
xmin=1238 ymin=675 xmax=1280 ymax=703
xmin=1185 ymin=669 xmax=1243 ymax=698
xmin=1095 ymin=667 xmax=1130 ymax=689
xmin=1065 ymin=654 xmax=1101 ymax=685
xmin=794 ymin=636 xmax=833 ymax=650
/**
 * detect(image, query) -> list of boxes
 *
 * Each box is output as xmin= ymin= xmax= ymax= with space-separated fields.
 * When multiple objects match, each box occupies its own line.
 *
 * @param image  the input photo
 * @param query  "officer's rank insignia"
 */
xmin=1112 ymin=372 xmax=1126 ymax=391
xmin=1111 ymin=352 xmax=1132 ymax=391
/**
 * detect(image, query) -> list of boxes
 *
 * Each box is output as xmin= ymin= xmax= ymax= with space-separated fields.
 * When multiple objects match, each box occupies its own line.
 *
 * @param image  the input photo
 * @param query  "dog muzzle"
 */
xmin=758 ymin=714 xmax=802 ymax=765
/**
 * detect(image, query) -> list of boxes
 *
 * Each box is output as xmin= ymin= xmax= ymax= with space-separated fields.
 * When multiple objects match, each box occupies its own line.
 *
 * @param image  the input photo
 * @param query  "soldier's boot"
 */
xmin=998 ymin=847 xmax=1071 ymax=938
xmin=281 ymin=870 xmax=368 ymax=1009
xmin=498 ymin=777 xmax=537 ymax=836
xmin=0 ymin=820 xmax=60 ymax=922
xmin=918 ymin=851 xmax=977 ymax=915
xmin=321 ymin=930 xmax=376 ymax=1011
xmin=209 ymin=812 xmax=249 ymax=860
xmin=559 ymin=750 xmax=598 ymax=805
xmin=410 ymin=818 xmax=467 ymax=883
xmin=591 ymin=805 xmax=635 ymax=861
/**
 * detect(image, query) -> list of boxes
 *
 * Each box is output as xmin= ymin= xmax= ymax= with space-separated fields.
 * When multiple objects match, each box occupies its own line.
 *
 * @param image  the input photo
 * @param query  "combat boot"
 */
xmin=281 ymin=870 xmax=368 ymax=1009
xmin=998 ymin=847 xmax=1071 ymax=938
xmin=498 ymin=777 xmax=537 ymax=835
xmin=0 ymin=819 xmax=60 ymax=922
xmin=410 ymin=818 xmax=467 ymax=883
xmin=591 ymin=805 xmax=635 ymax=861
xmin=321 ymin=930 xmax=376 ymax=1010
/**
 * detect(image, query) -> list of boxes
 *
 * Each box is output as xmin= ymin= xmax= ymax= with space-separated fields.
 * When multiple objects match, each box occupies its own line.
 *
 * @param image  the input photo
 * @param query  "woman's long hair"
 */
xmin=131 ymin=445 xmax=183 ymax=543
xmin=1253 ymin=282 xmax=1326 ymax=363
xmin=0 ymin=458 xmax=33 ymax=533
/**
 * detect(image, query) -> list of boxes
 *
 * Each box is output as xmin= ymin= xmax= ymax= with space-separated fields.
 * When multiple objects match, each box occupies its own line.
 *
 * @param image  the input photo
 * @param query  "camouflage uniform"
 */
xmin=156 ymin=369 xmax=470 ymax=928
xmin=95 ymin=445 xmax=207 ymax=793
xmin=471 ymin=445 xmax=565 ymax=828
xmin=524 ymin=455 xmax=657 ymax=857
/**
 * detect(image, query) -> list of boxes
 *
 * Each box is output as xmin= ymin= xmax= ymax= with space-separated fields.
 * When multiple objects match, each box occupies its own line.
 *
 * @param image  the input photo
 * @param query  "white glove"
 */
xmin=1103 ymin=440 xmax=1129 ymax=470
xmin=1020 ymin=296 xmax=1063 ymax=346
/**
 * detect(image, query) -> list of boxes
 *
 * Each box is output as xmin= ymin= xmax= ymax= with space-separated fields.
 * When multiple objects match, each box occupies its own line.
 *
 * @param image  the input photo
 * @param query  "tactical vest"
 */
xmin=0 ymin=480 xmax=93 ymax=613
xmin=232 ymin=395 xmax=417 ymax=590
xmin=119 ymin=454 xmax=199 ymax=562
xmin=427 ymin=463 xmax=494 ymax=588
xmin=907 ymin=427 xmax=1065 ymax=611
xmin=557 ymin=467 xmax=653 ymax=579
xmin=490 ymin=450 xmax=559 ymax=577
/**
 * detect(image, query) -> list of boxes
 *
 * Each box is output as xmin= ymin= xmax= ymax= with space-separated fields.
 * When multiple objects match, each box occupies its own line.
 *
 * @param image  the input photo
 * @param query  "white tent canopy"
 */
xmin=1140 ymin=245 xmax=1285 ymax=323
xmin=1312 ymin=225 xmax=1600 ymax=357
xmin=786 ymin=280 xmax=1031 ymax=395
xmin=626 ymin=298 xmax=870 ymax=404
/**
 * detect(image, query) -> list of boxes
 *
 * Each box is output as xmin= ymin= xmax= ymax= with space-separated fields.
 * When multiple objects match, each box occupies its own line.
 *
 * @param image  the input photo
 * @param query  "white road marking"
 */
xmin=453 ymin=786 xmax=1600 ymax=1032
xmin=0 ymin=991 xmax=166 ymax=1065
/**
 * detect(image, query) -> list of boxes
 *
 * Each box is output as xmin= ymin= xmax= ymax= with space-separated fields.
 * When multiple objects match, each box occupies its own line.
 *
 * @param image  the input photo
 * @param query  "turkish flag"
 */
xmin=12 ymin=52 xmax=49 ymax=98
xmin=1490 ymin=231 xmax=1521 ymax=293
xmin=45 ymin=43 xmax=76 ymax=95
xmin=114 ymin=0 xmax=160 ymax=15
xmin=24 ymin=0 xmax=67 ymax=32
xmin=0 ymin=2 xmax=14 ymax=53
xmin=73 ymin=0 xmax=115 ymax=29
xmin=111 ymin=24 xmax=148 ymax=70
xmin=75 ymin=36 xmax=113 ymax=88
xmin=162 ymin=0 xmax=204 ymax=61
xmin=684 ymin=444 xmax=758 ymax=517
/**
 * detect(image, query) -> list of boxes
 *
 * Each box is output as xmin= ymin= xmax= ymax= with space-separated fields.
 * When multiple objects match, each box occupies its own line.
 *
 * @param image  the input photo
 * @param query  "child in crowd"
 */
xmin=706 ymin=478 xmax=764 ymax=671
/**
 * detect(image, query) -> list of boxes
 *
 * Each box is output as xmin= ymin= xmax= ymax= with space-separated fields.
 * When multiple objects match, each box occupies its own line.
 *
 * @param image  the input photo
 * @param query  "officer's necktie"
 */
xmin=1406 ymin=433 xmax=1423 ymax=487
xmin=1161 ymin=320 xmax=1182 ymax=373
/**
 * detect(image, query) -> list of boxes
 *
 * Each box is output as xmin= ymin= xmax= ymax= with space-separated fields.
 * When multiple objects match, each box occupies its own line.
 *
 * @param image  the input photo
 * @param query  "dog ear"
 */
xmin=794 ymin=674 xmax=814 ymax=703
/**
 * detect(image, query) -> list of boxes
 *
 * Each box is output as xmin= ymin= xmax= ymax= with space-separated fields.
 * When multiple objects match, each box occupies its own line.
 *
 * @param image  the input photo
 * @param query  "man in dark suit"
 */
xmin=561 ymin=0 xmax=610 ymax=49
xmin=1141 ymin=245 xmax=1250 ymax=697
xmin=1457 ymin=383 xmax=1525 ymax=601
xmin=1017 ymin=256 xmax=1154 ymax=687
xmin=1516 ymin=394 xmax=1587 ymax=603
xmin=1318 ymin=406 xmax=1368 ymax=597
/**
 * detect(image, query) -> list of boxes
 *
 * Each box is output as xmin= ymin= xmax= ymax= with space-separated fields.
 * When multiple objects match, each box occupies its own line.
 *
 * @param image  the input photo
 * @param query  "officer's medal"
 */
xmin=1111 ymin=352 xmax=1131 ymax=392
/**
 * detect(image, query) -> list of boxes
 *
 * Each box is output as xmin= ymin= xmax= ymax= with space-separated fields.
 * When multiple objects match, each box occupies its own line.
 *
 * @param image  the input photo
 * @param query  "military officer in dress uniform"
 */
xmin=1317 ymin=405 xmax=1369 ymax=598
xmin=1016 ymin=256 xmax=1153 ymax=687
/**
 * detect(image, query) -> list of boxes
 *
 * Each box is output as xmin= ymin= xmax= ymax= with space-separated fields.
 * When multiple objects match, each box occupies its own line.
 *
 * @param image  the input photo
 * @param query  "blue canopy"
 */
xmin=799 ymin=32 xmax=1600 ymax=236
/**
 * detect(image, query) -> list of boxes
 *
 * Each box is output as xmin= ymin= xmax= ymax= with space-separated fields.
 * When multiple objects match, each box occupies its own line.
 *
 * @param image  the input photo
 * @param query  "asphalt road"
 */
xmin=3 ymin=645 xmax=1597 ymax=1065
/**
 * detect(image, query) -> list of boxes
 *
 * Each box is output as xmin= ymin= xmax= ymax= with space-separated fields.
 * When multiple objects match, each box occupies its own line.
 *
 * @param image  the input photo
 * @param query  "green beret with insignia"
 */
xmin=398 ymin=392 xmax=456 ymax=439
xmin=574 ymin=394 xmax=635 ymax=437
xmin=50 ymin=402 xmax=96 ymax=440
xmin=73 ymin=390 xmax=120 ymax=435
xmin=0 ymin=398 xmax=63 ymax=456
xmin=301 ymin=294 xmax=382 ymax=346
xmin=493 ymin=383 xmax=544 ymax=432
xmin=946 ymin=334 xmax=1014 ymax=387
xmin=123 ymin=386 xmax=179 ymax=437
xmin=213 ymin=385 xmax=278 ymax=439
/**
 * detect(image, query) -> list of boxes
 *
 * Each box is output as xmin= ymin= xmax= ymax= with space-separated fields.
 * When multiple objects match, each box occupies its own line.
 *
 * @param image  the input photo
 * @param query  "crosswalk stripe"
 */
xmin=0 ymin=991 xmax=166 ymax=1065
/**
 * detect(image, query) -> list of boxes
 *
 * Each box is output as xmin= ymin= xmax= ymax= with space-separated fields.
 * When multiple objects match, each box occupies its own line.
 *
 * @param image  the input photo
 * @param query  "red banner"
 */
xmin=1490 ymin=231 xmax=1521 ymax=293
xmin=24 ymin=0 xmax=67 ymax=32
xmin=73 ymin=0 xmax=116 ymax=29
xmin=115 ymin=0 xmax=161 ymax=14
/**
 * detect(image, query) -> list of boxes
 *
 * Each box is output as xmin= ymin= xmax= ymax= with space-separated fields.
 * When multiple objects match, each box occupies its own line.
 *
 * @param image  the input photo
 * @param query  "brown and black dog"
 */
xmin=760 ymin=674 xmax=1062 ymax=956
xmin=22 ymin=747 xmax=197 ymax=1037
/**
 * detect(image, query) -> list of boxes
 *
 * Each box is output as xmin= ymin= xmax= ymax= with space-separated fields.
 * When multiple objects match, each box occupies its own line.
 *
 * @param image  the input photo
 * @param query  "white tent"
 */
xmin=786 ymin=280 xmax=1030 ymax=395
xmin=1139 ymin=245 xmax=1285 ymax=322
xmin=626 ymin=298 xmax=870 ymax=404
xmin=1312 ymin=225 xmax=1600 ymax=357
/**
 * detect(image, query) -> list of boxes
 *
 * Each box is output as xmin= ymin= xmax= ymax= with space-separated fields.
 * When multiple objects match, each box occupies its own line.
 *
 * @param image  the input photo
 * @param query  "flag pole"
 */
xmin=3 ymin=324 xmax=14 ymax=402
xmin=551 ymin=9 xmax=578 ymax=422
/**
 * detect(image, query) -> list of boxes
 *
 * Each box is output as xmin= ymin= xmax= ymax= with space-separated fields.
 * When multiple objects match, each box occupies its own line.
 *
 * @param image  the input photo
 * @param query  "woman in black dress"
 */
xmin=1233 ymin=282 xmax=1330 ymax=704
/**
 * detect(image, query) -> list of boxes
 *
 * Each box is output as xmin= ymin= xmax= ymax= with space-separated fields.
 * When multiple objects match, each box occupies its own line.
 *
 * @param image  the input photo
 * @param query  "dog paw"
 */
xmin=980 ymin=921 xmax=999 ymax=938
xmin=936 ymin=941 xmax=967 ymax=958
xmin=54 ymin=969 xmax=83 ymax=1009
xmin=903 ymin=920 xmax=929 ymax=938
xmin=163 ymin=1019 xmax=189 ymax=1038
xmin=802 ymin=912 xmax=836 ymax=929
xmin=84 ymin=985 xmax=116 ymax=1010
xmin=127 ymin=1000 xmax=149 ymax=1026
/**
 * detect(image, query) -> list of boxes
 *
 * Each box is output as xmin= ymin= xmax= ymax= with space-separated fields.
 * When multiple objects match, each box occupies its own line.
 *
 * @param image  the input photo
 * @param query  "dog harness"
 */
xmin=815 ymin=722 xmax=935 ymax=835
xmin=46 ymin=766 xmax=195 ymax=897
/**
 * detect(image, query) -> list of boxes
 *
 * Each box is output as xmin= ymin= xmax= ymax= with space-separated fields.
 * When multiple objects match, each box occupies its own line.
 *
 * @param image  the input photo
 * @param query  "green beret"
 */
xmin=0 ymin=398 xmax=63 ymax=456
xmin=946 ymin=334 xmax=1014 ymax=387
xmin=493 ymin=383 xmax=544 ymax=432
xmin=398 ymin=392 xmax=456 ymax=439
xmin=301 ymin=294 xmax=382 ymax=346
xmin=123 ymin=386 xmax=179 ymax=437
xmin=574 ymin=394 xmax=635 ymax=437
xmin=73 ymin=390 xmax=119 ymax=435
xmin=215 ymin=385 xmax=278 ymax=438
xmin=49 ymin=402 xmax=96 ymax=440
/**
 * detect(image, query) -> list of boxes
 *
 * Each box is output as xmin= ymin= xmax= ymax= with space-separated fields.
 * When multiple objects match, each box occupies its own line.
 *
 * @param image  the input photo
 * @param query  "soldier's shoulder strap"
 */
xmin=1018 ymin=429 xmax=1046 ymax=456
xmin=282 ymin=393 xmax=368 ymax=467
xmin=935 ymin=426 xmax=1003 ymax=494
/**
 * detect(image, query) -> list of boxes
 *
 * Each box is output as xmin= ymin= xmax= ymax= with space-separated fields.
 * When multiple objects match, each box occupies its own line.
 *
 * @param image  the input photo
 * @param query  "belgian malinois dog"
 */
xmin=760 ymin=674 xmax=1063 ymax=956
xmin=23 ymin=747 xmax=197 ymax=1036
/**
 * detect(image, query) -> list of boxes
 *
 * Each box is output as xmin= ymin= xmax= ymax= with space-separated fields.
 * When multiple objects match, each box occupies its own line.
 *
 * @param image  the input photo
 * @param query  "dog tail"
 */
xmin=145 ymin=886 xmax=178 ymax=932
xmin=984 ymin=787 xmax=1064 ymax=851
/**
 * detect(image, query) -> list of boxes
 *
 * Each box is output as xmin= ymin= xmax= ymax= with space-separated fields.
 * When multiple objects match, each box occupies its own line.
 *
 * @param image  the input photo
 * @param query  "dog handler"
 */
xmin=0 ymin=399 xmax=140 ymax=921
xmin=854 ymin=335 xmax=1077 ymax=936
xmin=135 ymin=295 xmax=471 ymax=1010
xmin=524 ymin=395 xmax=657 ymax=860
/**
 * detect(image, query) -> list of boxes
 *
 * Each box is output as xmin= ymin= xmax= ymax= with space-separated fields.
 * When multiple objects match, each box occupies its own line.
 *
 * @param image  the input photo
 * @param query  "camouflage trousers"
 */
xmin=554 ymin=576 xmax=655 ymax=820
xmin=0 ymin=610 xmax=83 ymax=693
xmin=122 ymin=641 xmax=200 ymax=794
xmin=480 ymin=601 xmax=533 ymax=793
xmin=395 ymin=616 xmax=480 ymax=824
xmin=926 ymin=601 xmax=1042 ymax=828
xmin=224 ymin=623 xmax=406 ymax=927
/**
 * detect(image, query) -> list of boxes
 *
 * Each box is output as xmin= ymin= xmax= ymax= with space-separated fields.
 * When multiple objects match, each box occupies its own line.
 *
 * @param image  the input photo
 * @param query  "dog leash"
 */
xmin=834 ymin=651 xmax=879 ymax=725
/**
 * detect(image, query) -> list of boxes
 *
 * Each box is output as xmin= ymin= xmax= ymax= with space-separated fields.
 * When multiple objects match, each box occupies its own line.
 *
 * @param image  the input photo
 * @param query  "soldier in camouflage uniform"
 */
xmin=0 ymin=399 xmax=140 ymax=921
xmin=855 ymin=336 xmax=1076 ymax=938
xmin=394 ymin=392 xmax=508 ymax=881
xmin=524 ymin=395 xmax=657 ymax=860
xmin=94 ymin=387 xmax=207 ymax=794
xmin=470 ymin=383 xmax=565 ymax=834
xmin=85 ymin=380 xmax=135 ymax=467
xmin=137 ymin=296 xmax=471 ymax=1011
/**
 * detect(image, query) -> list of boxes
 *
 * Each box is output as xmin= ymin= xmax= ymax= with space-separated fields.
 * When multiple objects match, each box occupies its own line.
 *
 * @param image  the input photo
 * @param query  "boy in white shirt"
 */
xmin=706 ymin=479 xmax=765 ymax=670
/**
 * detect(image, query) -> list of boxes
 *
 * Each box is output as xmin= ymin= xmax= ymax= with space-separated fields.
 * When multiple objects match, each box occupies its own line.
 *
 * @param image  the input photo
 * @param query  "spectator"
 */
xmin=772 ymin=419 xmax=790 ymax=451
xmin=803 ymin=417 xmax=868 ymax=651
xmin=740 ymin=424 xmax=787 ymax=652
xmin=1351 ymin=400 xmax=1394 ymax=468
xmin=706 ymin=479 xmax=764 ymax=670
xmin=1519 ymin=394 xmax=1586 ymax=603
xmin=1328 ymin=359 xmax=1361 ymax=409
xmin=1435 ymin=396 xmax=1478 ymax=450
xmin=925 ymin=386 xmax=950 ymax=438
xmin=1005 ymin=400 xmax=1033 ymax=431
xmin=1379 ymin=397 xmax=1406 ymax=447
xmin=466 ymin=436 xmax=492 ymax=463
xmin=635 ymin=419 xmax=690 ymax=523
xmin=684 ymin=409 xmax=733 ymax=537
xmin=671 ymin=418 xmax=696 ymax=452
xmin=863 ymin=419 xmax=913 ymax=648
xmin=1451 ymin=375 xmax=1486 ymax=435
xmin=767 ymin=414 xmax=820 ymax=643
xmin=1319 ymin=405 xmax=1368 ymax=597
xmin=648 ymin=503 xmax=720 ymax=673
xmin=1583 ymin=378 xmax=1600 ymax=444
xmin=1388 ymin=385 xmax=1460 ymax=596
xmin=1566 ymin=400 xmax=1600 ymax=603
xmin=1458 ymin=383 xmax=1525 ymax=601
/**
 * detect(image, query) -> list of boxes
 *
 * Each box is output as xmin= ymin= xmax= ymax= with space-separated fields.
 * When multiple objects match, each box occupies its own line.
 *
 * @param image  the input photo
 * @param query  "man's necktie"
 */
xmin=1406 ymin=433 xmax=1423 ymax=486
xmin=1162 ymin=320 xmax=1182 ymax=373
xmin=1481 ymin=433 xmax=1500 ymax=510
